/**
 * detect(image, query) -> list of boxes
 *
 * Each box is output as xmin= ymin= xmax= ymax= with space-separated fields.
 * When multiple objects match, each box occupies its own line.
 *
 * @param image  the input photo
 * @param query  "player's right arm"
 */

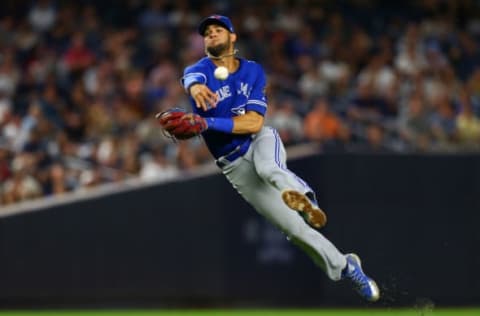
xmin=182 ymin=65 xmax=217 ymax=111
xmin=189 ymin=84 xmax=218 ymax=111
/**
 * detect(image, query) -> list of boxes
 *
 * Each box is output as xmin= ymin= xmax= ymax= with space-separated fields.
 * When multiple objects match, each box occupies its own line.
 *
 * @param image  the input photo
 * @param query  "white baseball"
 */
xmin=214 ymin=66 xmax=229 ymax=80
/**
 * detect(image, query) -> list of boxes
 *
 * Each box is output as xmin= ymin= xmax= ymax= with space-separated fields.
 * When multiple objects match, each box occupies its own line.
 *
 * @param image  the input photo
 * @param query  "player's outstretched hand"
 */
xmin=189 ymin=84 xmax=218 ymax=111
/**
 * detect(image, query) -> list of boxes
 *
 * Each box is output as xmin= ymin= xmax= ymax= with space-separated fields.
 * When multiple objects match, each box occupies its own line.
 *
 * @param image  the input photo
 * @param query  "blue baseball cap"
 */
xmin=198 ymin=15 xmax=235 ymax=36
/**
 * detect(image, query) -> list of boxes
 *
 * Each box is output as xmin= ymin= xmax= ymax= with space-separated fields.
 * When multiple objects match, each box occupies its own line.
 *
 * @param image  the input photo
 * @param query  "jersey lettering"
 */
xmin=237 ymin=82 xmax=251 ymax=98
xmin=216 ymin=85 xmax=232 ymax=101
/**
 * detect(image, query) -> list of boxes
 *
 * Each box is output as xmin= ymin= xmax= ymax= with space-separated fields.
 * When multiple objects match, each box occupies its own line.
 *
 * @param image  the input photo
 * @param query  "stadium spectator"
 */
xmin=397 ymin=93 xmax=432 ymax=152
xmin=139 ymin=145 xmax=179 ymax=181
xmin=455 ymin=92 xmax=480 ymax=150
xmin=266 ymin=98 xmax=304 ymax=145
xmin=303 ymin=97 xmax=349 ymax=147
xmin=28 ymin=0 xmax=57 ymax=33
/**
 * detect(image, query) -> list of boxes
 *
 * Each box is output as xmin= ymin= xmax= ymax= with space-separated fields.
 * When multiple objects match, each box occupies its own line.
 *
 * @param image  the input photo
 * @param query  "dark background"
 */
xmin=0 ymin=154 xmax=478 ymax=308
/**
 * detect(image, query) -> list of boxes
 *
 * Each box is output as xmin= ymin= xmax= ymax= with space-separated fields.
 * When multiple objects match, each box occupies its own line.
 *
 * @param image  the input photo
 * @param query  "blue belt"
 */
xmin=216 ymin=138 xmax=252 ymax=168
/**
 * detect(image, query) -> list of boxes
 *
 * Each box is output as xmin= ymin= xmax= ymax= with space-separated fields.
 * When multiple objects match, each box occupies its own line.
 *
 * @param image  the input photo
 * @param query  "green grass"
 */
xmin=0 ymin=309 xmax=479 ymax=316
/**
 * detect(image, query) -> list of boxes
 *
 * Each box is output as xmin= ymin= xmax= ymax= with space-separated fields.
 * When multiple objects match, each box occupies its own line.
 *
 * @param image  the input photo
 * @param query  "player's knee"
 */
xmin=255 ymin=163 xmax=283 ymax=183
xmin=287 ymin=228 xmax=313 ymax=249
xmin=284 ymin=221 xmax=308 ymax=241
xmin=290 ymin=220 xmax=322 ymax=244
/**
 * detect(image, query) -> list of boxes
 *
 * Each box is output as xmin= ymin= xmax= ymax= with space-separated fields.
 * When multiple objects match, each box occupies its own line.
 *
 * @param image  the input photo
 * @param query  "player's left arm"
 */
xmin=202 ymin=111 xmax=263 ymax=135
xmin=231 ymin=111 xmax=264 ymax=134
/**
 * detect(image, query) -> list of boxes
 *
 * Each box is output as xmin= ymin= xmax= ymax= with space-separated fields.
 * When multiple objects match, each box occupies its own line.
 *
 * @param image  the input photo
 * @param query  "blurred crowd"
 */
xmin=0 ymin=0 xmax=480 ymax=205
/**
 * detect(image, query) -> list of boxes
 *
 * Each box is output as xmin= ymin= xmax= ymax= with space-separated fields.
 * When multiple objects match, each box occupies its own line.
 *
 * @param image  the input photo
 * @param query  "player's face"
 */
xmin=204 ymin=24 xmax=235 ymax=57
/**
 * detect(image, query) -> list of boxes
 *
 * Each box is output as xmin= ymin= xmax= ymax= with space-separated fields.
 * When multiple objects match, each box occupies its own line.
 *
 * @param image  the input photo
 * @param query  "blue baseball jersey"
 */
xmin=182 ymin=57 xmax=268 ymax=159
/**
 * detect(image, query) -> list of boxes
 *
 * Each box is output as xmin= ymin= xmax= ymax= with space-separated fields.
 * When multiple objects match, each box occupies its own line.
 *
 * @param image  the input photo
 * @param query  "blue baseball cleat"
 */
xmin=342 ymin=253 xmax=380 ymax=302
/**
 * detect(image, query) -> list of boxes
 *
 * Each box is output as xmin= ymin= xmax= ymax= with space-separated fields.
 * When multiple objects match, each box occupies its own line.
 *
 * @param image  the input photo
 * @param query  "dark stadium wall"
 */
xmin=0 ymin=154 xmax=479 ymax=308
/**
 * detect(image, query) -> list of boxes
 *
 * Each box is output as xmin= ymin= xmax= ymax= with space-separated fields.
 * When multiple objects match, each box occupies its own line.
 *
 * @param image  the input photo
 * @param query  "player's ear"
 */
xmin=230 ymin=32 xmax=237 ymax=43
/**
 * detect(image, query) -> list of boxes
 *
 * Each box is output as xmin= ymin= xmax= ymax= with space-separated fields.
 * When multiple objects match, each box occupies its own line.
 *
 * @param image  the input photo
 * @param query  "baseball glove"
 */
xmin=156 ymin=108 xmax=207 ymax=140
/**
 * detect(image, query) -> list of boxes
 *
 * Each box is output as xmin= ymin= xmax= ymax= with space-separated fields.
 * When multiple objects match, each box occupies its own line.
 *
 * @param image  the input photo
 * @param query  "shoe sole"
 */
xmin=347 ymin=253 xmax=381 ymax=302
xmin=281 ymin=190 xmax=327 ymax=229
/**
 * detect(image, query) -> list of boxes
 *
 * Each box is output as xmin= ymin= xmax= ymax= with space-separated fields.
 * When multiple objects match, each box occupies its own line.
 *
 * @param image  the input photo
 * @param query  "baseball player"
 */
xmin=162 ymin=15 xmax=380 ymax=302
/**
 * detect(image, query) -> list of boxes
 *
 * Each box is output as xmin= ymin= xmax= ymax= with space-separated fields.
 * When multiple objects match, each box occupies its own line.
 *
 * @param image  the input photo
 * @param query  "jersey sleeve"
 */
xmin=181 ymin=64 xmax=208 ymax=91
xmin=245 ymin=63 xmax=268 ymax=116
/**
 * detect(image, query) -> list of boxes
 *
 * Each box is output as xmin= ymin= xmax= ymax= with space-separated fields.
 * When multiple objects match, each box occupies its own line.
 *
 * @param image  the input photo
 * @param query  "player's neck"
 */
xmin=211 ymin=55 xmax=239 ymax=73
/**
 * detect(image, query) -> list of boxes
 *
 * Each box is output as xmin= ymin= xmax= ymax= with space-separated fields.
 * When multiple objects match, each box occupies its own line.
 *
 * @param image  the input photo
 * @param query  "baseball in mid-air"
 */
xmin=214 ymin=66 xmax=229 ymax=80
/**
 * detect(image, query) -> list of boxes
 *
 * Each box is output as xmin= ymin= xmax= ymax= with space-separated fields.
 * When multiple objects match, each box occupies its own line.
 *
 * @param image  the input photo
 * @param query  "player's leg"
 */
xmin=221 ymin=156 xmax=346 ymax=281
xmin=222 ymin=131 xmax=380 ymax=301
xmin=251 ymin=127 xmax=311 ymax=193
xmin=251 ymin=127 xmax=326 ymax=229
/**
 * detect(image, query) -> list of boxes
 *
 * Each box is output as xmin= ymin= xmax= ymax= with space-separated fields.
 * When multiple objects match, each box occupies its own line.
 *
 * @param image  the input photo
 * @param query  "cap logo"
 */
xmin=198 ymin=15 xmax=234 ymax=35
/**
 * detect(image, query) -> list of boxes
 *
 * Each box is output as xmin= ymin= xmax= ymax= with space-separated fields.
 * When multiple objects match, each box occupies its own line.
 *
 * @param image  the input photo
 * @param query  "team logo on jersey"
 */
xmin=231 ymin=104 xmax=246 ymax=116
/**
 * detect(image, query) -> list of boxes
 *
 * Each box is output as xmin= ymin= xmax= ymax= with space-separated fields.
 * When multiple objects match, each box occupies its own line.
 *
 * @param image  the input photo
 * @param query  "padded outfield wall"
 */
xmin=0 ymin=154 xmax=479 ymax=308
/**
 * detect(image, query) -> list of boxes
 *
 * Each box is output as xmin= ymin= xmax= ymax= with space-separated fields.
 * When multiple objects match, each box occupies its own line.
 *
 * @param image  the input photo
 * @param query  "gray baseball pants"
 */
xmin=218 ymin=126 xmax=347 ymax=280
